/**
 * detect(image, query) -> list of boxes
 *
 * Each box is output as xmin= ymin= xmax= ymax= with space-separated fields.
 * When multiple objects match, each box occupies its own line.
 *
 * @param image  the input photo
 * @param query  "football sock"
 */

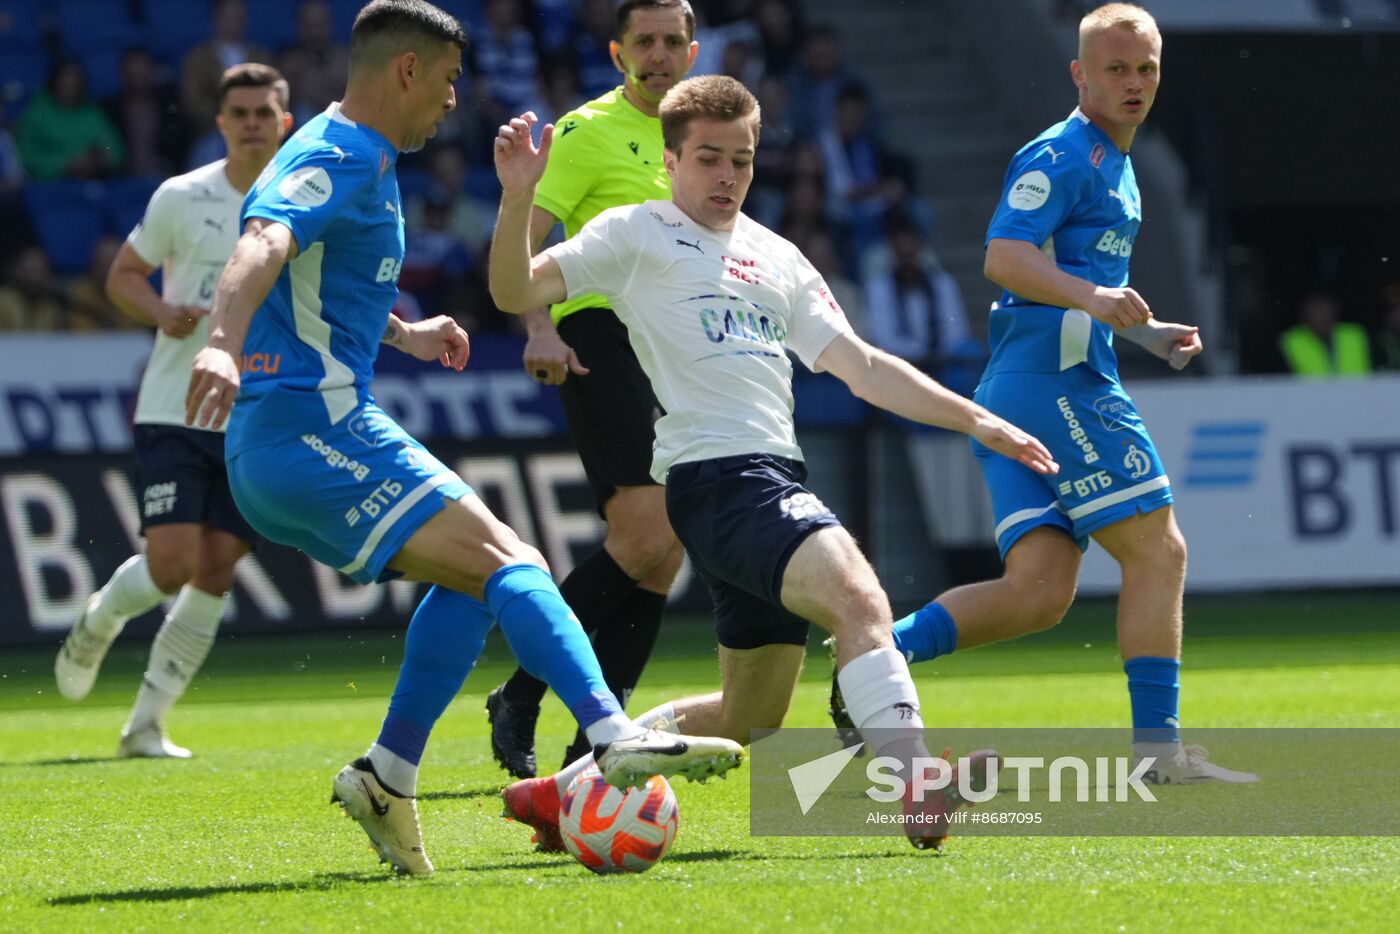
xmin=1124 ymin=655 xmax=1181 ymax=745
xmin=560 ymin=585 xmax=668 ymax=755
xmin=499 ymin=547 xmax=638 ymax=706
xmin=891 ymin=601 xmax=958 ymax=664
xmin=552 ymin=701 xmax=683 ymax=797
xmin=88 ymin=554 xmax=174 ymax=639
xmin=370 ymin=587 xmax=496 ymax=796
xmin=485 ymin=563 xmax=630 ymax=732
xmin=125 ymin=586 xmax=226 ymax=732
xmin=837 ymin=646 xmax=927 ymax=758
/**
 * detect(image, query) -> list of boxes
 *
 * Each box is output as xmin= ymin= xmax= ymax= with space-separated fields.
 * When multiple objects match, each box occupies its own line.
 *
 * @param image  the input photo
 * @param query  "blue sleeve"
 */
xmin=243 ymin=145 xmax=374 ymax=252
xmin=985 ymin=142 xmax=1092 ymax=248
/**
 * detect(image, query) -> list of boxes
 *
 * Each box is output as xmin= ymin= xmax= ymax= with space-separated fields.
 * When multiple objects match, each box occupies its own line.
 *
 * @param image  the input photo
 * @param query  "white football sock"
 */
xmin=87 ymin=554 xmax=174 ymax=639
xmin=125 ymin=586 xmax=225 ymax=732
xmin=583 ymin=712 xmax=645 ymax=747
xmin=837 ymin=646 xmax=927 ymax=757
xmin=367 ymin=744 xmax=418 ymax=797
xmin=553 ymin=703 xmax=680 ymax=796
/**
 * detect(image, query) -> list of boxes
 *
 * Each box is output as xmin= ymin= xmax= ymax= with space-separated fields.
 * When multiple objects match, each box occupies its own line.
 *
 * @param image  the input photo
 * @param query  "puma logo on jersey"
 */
xmin=676 ymin=238 xmax=703 ymax=254
xmin=1038 ymin=144 xmax=1066 ymax=163
xmin=203 ymin=217 xmax=225 ymax=233
xmin=1094 ymin=230 xmax=1134 ymax=257
xmin=384 ymin=200 xmax=397 ymax=215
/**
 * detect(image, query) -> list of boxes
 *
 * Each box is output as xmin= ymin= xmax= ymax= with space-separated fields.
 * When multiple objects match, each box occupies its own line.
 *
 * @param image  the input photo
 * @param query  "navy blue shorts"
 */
xmin=132 ymin=424 xmax=258 ymax=542
xmin=665 ymin=453 xmax=841 ymax=650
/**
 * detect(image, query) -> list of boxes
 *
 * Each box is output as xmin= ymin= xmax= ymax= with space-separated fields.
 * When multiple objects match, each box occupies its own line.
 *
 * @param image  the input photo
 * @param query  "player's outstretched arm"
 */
xmin=105 ymin=242 xmax=207 ymax=338
xmin=184 ymin=218 xmax=295 ymax=430
xmin=1119 ymin=319 xmax=1203 ymax=370
xmin=817 ymin=332 xmax=1059 ymax=476
xmin=520 ymin=207 xmax=589 ymax=384
xmin=489 ymin=112 xmax=568 ymax=314
xmin=985 ymin=238 xmax=1151 ymax=329
xmin=383 ymin=313 xmax=470 ymax=371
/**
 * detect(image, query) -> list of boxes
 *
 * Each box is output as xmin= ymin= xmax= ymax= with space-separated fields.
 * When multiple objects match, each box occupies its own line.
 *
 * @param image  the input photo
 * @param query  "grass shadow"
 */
xmin=49 ymin=871 xmax=394 ymax=906
xmin=2 ymin=756 xmax=124 ymax=768
xmin=419 ymin=787 xmax=503 ymax=802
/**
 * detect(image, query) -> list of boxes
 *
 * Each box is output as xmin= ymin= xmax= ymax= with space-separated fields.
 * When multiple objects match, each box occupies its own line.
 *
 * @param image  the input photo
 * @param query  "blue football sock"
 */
xmin=485 ymin=563 xmax=621 ymax=730
xmin=1124 ymin=655 xmax=1181 ymax=744
xmin=376 ymin=586 xmax=495 ymax=766
xmin=891 ymin=601 xmax=959 ymax=664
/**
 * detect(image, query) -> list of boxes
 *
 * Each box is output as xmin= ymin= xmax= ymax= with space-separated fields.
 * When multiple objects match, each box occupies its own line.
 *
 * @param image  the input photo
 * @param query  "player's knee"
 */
xmin=1013 ymin=574 xmax=1077 ymax=634
xmin=605 ymin=522 xmax=679 ymax=580
xmin=146 ymin=549 xmax=196 ymax=593
xmin=718 ymin=698 xmax=789 ymax=742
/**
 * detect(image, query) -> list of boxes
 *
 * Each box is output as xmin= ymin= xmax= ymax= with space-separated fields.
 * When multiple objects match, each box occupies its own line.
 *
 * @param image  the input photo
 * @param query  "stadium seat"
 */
xmin=0 ymin=46 xmax=47 ymax=106
xmin=396 ymin=166 xmax=432 ymax=202
xmin=105 ymin=176 xmax=161 ymax=239
xmin=0 ymin=1 xmax=44 ymax=46
xmin=139 ymin=0 xmax=214 ymax=65
xmin=78 ymin=47 xmax=126 ymax=102
xmin=55 ymin=0 xmax=144 ymax=56
xmin=244 ymin=0 xmax=299 ymax=52
xmin=23 ymin=180 xmax=110 ymax=275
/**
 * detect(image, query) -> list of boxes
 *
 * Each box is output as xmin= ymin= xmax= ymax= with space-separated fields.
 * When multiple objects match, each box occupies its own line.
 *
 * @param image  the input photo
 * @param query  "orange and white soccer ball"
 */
xmin=559 ymin=764 xmax=678 ymax=874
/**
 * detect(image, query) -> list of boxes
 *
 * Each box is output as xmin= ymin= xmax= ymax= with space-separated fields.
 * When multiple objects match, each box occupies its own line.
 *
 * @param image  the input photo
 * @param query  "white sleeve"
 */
xmin=127 ymin=181 xmax=178 ymax=268
xmin=542 ymin=208 xmax=641 ymax=304
xmin=784 ymin=250 xmax=854 ymax=371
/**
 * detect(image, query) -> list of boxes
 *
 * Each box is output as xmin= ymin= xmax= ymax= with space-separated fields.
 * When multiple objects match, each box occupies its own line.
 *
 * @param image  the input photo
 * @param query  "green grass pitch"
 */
xmin=2 ymin=592 xmax=1398 ymax=932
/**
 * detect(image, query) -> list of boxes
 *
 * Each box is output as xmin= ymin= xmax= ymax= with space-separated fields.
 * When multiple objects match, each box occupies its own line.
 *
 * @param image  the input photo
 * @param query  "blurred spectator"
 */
xmin=399 ymin=188 xmax=480 ymax=326
xmin=571 ymin=0 xmax=624 ymax=98
xmin=104 ymin=49 xmax=187 ymax=177
xmin=1278 ymin=290 xmax=1371 ymax=378
xmin=533 ymin=0 xmax=578 ymax=53
xmin=719 ymin=35 xmax=763 ymax=87
xmin=65 ymin=235 xmax=136 ymax=331
xmin=752 ymin=0 xmax=803 ymax=76
xmin=820 ymin=81 xmax=923 ymax=250
xmin=0 ymin=99 xmax=33 ymax=258
xmin=404 ymin=146 xmax=496 ymax=254
xmin=862 ymin=210 xmax=978 ymax=394
xmin=788 ymin=25 xmax=858 ymax=138
xmin=692 ymin=2 xmax=760 ymax=79
xmin=277 ymin=0 xmax=350 ymax=124
xmin=794 ymin=228 xmax=867 ymax=341
xmin=0 ymin=102 xmax=23 ymax=191
xmin=0 ymin=245 xmax=65 ymax=331
xmin=16 ymin=60 xmax=126 ymax=181
xmin=1375 ymin=288 xmax=1400 ymax=371
xmin=538 ymin=56 xmax=584 ymax=124
xmin=180 ymin=0 xmax=272 ymax=137
xmin=470 ymin=0 xmax=543 ymax=127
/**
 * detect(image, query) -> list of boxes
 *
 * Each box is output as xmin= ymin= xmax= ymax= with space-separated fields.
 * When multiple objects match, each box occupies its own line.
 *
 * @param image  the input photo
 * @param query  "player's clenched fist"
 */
xmin=493 ymin=111 xmax=554 ymax=194
xmin=185 ymin=346 xmax=240 ymax=431
xmin=1086 ymin=285 xmax=1152 ymax=329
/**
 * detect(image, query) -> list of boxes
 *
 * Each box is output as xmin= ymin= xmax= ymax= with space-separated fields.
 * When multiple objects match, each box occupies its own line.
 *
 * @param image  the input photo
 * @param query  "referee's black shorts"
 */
xmin=556 ymin=306 xmax=663 ymax=516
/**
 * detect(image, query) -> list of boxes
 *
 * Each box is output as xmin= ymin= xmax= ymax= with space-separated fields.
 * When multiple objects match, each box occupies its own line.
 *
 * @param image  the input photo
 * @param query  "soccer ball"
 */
xmin=559 ymin=764 xmax=678 ymax=874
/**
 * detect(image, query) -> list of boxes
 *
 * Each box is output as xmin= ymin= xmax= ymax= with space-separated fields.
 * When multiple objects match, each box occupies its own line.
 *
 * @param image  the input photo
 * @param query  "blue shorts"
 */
xmin=971 ymin=367 xmax=1173 ymax=558
xmin=226 ymin=399 xmax=472 ymax=585
xmin=665 ymin=453 xmax=841 ymax=650
xmin=132 ymin=424 xmax=259 ymax=542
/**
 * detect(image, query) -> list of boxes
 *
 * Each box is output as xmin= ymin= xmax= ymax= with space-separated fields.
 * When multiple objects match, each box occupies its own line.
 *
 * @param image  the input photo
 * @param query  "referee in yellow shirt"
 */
xmin=486 ymin=0 xmax=699 ymax=778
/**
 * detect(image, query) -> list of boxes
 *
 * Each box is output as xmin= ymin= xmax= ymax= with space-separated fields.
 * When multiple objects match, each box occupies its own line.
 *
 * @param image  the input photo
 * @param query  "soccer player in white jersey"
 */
xmin=184 ymin=0 xmax=742 ymax=877
xmin=488 ymin=75 xmax=1059 ymax=851
xmin=54 ymin=64 xmax=293 ymax=759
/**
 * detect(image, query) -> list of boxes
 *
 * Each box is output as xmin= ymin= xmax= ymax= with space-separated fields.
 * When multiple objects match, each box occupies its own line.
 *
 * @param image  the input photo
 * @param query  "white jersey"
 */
xmin=545 ymin=199 xmax=852 ymax=480
xmin=126 ymin=160 xmax=242 ymax=429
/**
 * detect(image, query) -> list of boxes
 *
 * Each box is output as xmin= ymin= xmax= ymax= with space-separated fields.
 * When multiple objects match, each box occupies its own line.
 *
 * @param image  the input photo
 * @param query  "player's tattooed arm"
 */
xmin=381 ymin=315 xmax=408 ymax=348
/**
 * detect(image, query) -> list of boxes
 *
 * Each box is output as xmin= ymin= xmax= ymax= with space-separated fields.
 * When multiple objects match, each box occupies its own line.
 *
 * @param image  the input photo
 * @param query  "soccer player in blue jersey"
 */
xmin=183 ymin=0 xmax=742 ymax=877
xmin=836 ymin=3 xmax=1254 ymax=784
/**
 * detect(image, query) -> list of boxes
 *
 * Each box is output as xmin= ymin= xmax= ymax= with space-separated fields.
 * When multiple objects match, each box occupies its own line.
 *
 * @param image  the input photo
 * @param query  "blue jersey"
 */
xmin=983 ymin=108 xmax=1140 ymax=380
xmin=229 ymin=104 xmax=403 ymax=454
